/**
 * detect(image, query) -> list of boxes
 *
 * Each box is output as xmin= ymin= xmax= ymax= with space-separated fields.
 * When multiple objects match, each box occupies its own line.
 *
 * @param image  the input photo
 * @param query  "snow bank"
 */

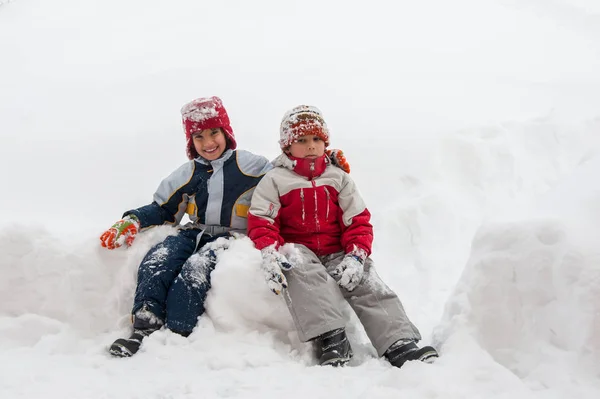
xmin=367 ymin=116 xmax=600 ymax=332
xmin=0 ymin=225 xmax=174 ymax=334
xmin=434 ymin=156 xmax=600 ymax=395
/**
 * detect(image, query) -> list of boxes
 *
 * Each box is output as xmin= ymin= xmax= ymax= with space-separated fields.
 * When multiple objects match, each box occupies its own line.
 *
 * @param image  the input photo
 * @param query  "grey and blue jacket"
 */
xmin=124 ymin=149 xmax=272 ymax=236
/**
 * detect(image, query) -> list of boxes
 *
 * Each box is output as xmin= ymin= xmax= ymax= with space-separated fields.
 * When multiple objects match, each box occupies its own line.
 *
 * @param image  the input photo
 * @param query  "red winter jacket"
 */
xmin=248 ymin=153 xmax=373 ymax=256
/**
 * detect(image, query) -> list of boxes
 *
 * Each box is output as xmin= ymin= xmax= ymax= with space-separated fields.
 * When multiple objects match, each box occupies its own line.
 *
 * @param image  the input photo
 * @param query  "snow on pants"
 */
xmin=283 ymin=244 xmax=422 ymax=356
xmin=132 ymin=229 xmax=226 ymax=335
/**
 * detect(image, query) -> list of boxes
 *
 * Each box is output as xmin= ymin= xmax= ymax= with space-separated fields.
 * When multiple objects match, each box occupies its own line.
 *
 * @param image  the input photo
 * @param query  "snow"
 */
xmin=181 ymin=98 xmax=220 ymax=123
xmin=434 ymin=157 xmax=600 ymax=397
xmin=1 ymin=0 xmax=600 ymax=398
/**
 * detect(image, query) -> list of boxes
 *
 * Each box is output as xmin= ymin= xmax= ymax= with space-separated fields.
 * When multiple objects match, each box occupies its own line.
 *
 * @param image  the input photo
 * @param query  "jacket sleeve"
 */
xmin=123 ymin=162 xmax=194 ymax=229
xmin=123 ymin=202 xmax=177 ymax=229
xmin=247 ymin=172 xmax=285 ymax=250
xmin=337 ymin=173 xmax=373 ymax=256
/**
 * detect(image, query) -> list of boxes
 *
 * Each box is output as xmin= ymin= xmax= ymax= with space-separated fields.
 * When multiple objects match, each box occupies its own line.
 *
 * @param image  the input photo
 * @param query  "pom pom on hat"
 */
xmin=279 ymin=105 xmax=330 ymax=149
xmin=181 ymin=96 xmax=237 ymax=160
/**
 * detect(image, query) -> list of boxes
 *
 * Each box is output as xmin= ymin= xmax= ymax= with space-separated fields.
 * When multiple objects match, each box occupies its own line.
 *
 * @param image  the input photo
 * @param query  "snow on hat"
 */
xmin=279 ymin=105 xmax=330 ymax=149
xmin=181 ymin=96 xmax=237 ymax=160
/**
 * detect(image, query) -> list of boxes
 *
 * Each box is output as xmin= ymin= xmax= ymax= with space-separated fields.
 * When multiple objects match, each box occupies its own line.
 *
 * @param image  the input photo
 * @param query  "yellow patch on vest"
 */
xmin=186 ymin=203 xmax=197 ymax=216
xmin=235 ymin=204 xmax=249 ymax=218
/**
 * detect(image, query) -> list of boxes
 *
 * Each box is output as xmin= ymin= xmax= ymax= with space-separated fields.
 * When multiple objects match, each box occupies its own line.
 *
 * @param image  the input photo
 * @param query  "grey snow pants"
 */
xmin=282 ymin=244 xmax=421 ymax=357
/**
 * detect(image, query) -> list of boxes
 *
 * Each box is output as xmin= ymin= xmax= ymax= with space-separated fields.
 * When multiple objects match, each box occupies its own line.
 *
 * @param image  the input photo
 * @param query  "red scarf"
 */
xmin=286 ymin=154 xmax=328 ymax=180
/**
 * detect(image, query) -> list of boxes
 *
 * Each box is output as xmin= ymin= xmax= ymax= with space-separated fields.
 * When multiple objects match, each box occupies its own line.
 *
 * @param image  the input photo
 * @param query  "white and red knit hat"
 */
xmin=279 ymin=105 xmax=330 ymax=149
xmin=180 ymin=96 xmax=237 ymax=160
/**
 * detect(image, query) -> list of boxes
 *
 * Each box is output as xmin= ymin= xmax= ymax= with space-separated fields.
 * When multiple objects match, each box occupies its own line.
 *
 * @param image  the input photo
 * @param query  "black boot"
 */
xmin=108 ymin=308 xmax=163 ymax=358
xmin=384 ymin=340 xmax=438 ymax=368
xmin=314 ymin=328 xmax=353 ymax=366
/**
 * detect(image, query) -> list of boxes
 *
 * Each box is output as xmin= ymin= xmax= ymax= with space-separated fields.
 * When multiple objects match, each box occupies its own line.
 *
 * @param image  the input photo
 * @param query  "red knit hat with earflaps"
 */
xmin=279 ymin=105 xmax=330 ymax=149
xmin=181 ymin=96 xmax=237 ymax=160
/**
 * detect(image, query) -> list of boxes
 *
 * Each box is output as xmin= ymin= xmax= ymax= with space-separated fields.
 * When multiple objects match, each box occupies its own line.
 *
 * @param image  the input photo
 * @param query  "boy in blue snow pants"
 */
xmin=99 ymin=96 xmax=272 ymax=357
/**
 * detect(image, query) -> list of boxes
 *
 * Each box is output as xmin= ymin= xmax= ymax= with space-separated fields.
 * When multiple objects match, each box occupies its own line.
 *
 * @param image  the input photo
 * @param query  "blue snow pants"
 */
xmin=132 ymin=228 xmax=227 ymax=335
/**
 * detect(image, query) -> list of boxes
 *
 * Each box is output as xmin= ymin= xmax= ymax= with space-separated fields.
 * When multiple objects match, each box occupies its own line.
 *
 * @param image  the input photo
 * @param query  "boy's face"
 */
xmin=192 ymin=128 xmax=227 ymax=161
xmin=286 ymin=134 xmax=326 ymax=159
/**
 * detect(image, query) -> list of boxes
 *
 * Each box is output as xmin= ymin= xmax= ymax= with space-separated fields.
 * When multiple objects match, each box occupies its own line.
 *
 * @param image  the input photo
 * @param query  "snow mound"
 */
xmin=435 ymin=157 xmax=600 ymax=395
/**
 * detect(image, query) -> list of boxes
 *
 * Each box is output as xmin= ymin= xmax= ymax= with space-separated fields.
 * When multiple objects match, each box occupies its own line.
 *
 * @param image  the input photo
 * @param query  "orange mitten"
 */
xmin=326 ymin=149 xmax=350 ymax=173
xmin=100 ymin=215 xmax=141 ymax=250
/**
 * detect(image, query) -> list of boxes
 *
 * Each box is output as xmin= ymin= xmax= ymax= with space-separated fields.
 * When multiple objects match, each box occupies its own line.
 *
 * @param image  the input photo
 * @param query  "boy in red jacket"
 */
xmin=247 ymin=105 xmax=438 ymax=368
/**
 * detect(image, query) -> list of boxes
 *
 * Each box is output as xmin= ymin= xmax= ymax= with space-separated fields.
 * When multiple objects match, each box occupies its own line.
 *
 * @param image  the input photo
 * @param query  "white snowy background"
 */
xmin=1 ymin=0 xmax=600 ymax=398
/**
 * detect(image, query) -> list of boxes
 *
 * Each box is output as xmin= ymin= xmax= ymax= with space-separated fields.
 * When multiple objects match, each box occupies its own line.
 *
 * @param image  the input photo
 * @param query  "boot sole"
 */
xmin=417 ymin=348 xmax=439 ymax=364
xmin=320 ymin=350 xmax=353 ymax=367
xmin=321 ymin=357 xmax=351 ymax=367
xmin=108 ymin=342 xmax=134 ymax=358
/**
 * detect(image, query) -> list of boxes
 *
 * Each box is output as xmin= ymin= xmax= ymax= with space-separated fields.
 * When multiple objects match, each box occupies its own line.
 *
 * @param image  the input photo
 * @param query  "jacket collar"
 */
xmin=273 ymin=153 xmax=328 ymax=180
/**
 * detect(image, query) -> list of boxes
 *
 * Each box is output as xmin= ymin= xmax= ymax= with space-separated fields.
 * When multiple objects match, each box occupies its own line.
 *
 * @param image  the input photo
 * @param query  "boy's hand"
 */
xmin=326 ymin=149 xmax=350 ymax=173
xmin=100 ymin=215 xmax=141 ymax=250
xmin=333 ymin=248 xmax=367 ymax=291
xmin=260 ymin=247 xmax=293 ymax=295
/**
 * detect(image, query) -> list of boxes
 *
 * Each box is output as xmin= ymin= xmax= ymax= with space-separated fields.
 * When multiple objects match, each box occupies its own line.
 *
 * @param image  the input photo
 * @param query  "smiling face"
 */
xmin=192 ymin=128 xmax=227 ymax=161
xmin=286 ymin=134 xmax=326 ymax=159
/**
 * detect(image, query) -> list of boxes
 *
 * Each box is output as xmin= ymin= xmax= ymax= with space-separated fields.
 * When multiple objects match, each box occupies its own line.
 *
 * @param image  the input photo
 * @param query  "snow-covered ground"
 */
xmin=1 ymin=0 xmax=599 ymax=398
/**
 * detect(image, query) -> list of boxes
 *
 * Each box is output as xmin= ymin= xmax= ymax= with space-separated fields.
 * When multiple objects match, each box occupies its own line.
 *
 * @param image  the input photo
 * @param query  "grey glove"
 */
xmin=260 ymin=247 xmax=293 ymax=295
xmin=333 ymin=248 xmax=367 ymax=291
